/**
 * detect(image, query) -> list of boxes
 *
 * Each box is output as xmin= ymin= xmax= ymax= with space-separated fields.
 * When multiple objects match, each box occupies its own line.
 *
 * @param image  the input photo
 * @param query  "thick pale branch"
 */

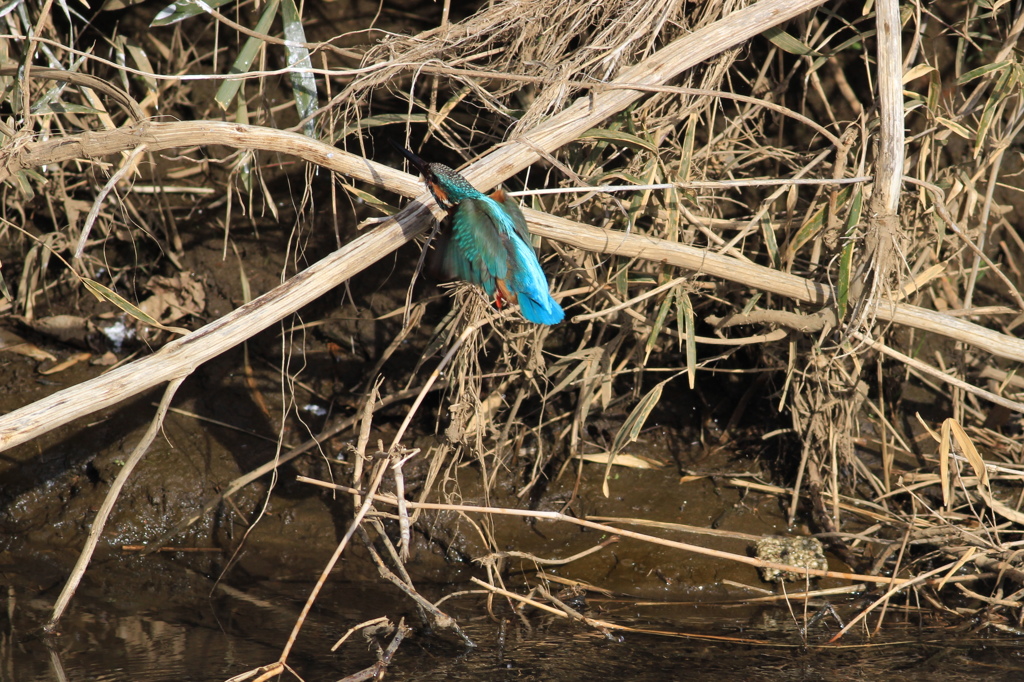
xmin=528 ymin=210 xmax=1024 ymax=365
xmin=0 ymin=204 xmax=427 ymax=452
xmin=0 ymin=120 xmax=420 ymax=193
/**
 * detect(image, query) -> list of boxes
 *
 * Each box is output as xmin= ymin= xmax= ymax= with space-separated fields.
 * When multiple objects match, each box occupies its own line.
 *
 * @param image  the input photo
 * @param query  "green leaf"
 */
xmin=214 ymin=0 xmax=282 ymax=110
xmin=610 ymin=382 xmax=664 ymax=456
xmin=788 ymin=186 xmax=852 ymax=257
xmin=955 ymin=61 xmax=1009 ymax=85
xmin=644 ymin=286 xmax=675 ymax=363
xmin=280 ymin=0 xmax=318 ymax=138
xmin=152 ymin=0 xmax=235 ymax=27
xmin=10 ymin=170 xmax=37 ymax=199
xmin=590 ymin=170 xmax=645 ymax=187
xmin=615 ymin=261 xmax=630 ymax=298
xmin=604 ymin=379 xmax=661 ymax=497
xmin=790 ymin=207 xmax=826 ymax=257
xmin=740 ymin=293 xmax=761 ymax=315
xmin=975 ymin=65 xmax=1016 ymax=153
xmin=577 ymin=128 xmax=657 ymax=153
xmin=763 ymin=26 xmax=820 ymax=56
xmin=234 ymin=98 xmax=254 ymax=193
xmin=679 ymin=113 xmax=697 ymax=181
xmin=126 ymin=43 xmax=158 ymax=93
xmin=837 ymin=239 xmax=855 ymax=320
xmin=342 ymin=183 xmax=397 ymax=215
xmin=81 ymin=279 xmax=159 ymax=325
xmin=934 ymin=116 xmax=972 ymax=140
xmin=603 ymin=371 xmax=685 ymax=496
xmin=104 ymin=0 xmax=150 ymax=11
xmin=926 ymin=69 xmax=941 ymax=112
xmin=0 ymin=264 xmax=11 ymax=302
xmin=546 ymin=347 xmax=602 ymax=396
xmin=761 ymin=216 xmax=779 ymax=269
xmin=808 ymin=29 xmax=875 ymax=73
xmin=81 ymin=278 xmax=188 ymax=334
xmin=836 ymin=188 xmax=862 ymax=320
xmin=676 ymin=289 xmax=696 ymax=389
xmin=30 ymin=102 xmax=104 ymax=115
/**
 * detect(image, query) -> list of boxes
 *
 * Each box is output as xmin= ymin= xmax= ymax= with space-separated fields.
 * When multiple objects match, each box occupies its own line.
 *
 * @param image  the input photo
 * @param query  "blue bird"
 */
xmin=395 ymin=144 xmax=564 ymax=325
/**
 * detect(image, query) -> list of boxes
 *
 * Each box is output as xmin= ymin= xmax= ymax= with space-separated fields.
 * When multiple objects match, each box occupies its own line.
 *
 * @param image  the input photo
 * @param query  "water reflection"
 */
xmin=6 ymin=581 xmax=1024 ymax=681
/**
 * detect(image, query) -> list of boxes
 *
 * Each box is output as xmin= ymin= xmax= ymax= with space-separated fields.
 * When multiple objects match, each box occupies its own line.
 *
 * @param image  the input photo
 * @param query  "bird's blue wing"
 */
xmin=482 ymin=195 xmax=564 ymax=325
xmin=425 ymin=218 xmax=462 ymax=280
xmin=450 ymin=198 xmax=510 ymax=296
xmin=443 ymin=194 xmax=564 ymax=325
xmin=490 ymin=190 xmax=535 ymax=253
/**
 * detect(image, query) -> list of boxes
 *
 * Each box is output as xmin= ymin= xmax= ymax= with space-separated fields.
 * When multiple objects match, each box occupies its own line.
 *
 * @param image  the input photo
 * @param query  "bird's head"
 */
xmin=392 ymin=142 xmax=481 ymax=210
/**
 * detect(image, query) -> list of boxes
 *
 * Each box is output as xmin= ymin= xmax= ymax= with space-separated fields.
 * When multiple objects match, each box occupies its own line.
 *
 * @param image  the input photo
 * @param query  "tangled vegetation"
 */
xmin=2 ymin=0 xmax=1024 ymax=674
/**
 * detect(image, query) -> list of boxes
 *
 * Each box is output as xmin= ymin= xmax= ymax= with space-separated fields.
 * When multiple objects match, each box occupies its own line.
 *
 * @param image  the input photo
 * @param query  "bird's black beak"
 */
xmin=389 ymin=139 xmax=431 ymax=177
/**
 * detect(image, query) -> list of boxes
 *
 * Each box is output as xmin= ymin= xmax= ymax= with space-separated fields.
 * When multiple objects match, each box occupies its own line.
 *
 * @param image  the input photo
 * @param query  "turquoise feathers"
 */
xmin=395 ymin=144 xmax=564 ymax=325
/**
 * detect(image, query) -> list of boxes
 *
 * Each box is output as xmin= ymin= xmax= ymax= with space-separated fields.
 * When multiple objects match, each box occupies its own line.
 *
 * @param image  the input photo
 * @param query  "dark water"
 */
xmin=6 ymin=578 xmax=1024 ymax=682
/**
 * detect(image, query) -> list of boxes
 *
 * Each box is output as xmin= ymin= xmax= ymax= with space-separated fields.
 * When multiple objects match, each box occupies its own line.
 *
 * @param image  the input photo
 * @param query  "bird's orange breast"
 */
xmin=427 ymin=180 xmax=450 ymax=207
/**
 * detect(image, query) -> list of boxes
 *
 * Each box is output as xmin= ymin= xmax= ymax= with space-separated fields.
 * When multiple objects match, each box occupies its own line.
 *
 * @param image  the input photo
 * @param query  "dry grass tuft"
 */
xmin=3 ymin=0 xmax=1024 ymax=666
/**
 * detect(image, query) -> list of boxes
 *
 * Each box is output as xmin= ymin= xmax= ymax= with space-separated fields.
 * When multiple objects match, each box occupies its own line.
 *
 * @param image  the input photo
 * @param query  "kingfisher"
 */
xmin=393 ymin=143 xmax=564 ymax=325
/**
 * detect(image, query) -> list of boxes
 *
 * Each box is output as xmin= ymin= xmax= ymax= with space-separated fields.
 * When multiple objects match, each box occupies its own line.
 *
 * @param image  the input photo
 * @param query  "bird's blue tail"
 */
xmin=505 ymin=235 xmax=564 ymax=325
xmin=518 ymin=289 xmax=564 ymax=325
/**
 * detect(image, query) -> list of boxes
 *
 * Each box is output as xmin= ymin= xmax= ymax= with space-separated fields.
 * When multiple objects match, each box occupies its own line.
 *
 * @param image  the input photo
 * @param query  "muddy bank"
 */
xmin=0 ymin=350 xmax=800 ymax=594
xmin=1 ymin=216 xmax=808 ymax=598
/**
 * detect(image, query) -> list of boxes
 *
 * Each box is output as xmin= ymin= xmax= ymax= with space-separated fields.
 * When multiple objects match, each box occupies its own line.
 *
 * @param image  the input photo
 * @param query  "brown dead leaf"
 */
xmin=581 ymin=453 xmax=660 ymax=469
xmin=26 ymin=315 xmax=96 ymax=348
xmin=947 ymin=418 xmax=990 ymax=493
xmin=138 ymin=272 xmax=206 ymax=325
xmin=39 ymin=352 xmax=92 ymax=375
xmin=0 ymin=327 xmax=57 ymax=362
xmin=939 ymin=418 xmax=951 ymax=509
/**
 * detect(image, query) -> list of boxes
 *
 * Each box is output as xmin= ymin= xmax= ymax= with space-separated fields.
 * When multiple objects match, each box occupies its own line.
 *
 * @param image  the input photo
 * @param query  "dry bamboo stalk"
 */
xmin=528 ymin=210 xmax=1024 ymax=366
xmin=45 ymin=377 xmax=187 ymax=630
xmin=0 ymin=120 xmax=419 ymax=191
xmin=873 ymin=0 xmax=906 ymax=213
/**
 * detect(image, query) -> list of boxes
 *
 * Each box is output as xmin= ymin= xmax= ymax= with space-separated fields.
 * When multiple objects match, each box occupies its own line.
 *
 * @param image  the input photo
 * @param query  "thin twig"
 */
xmin=45 ymin=375 xmax=187 ymax=632
xmin=300 ymin=478 xmax=909 ymax=586
xmin=277 ymin=455 xmax=392 ymax=664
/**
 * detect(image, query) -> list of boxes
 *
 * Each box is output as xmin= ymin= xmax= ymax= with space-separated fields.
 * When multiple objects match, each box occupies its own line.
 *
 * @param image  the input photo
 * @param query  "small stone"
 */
xmin=755 ymin=536 xmax=827 ymax=583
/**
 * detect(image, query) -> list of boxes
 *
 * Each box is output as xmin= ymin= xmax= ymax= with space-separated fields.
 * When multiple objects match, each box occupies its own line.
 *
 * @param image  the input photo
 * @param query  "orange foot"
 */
xmin=495 ymin=278 xmax=514 ymax=310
